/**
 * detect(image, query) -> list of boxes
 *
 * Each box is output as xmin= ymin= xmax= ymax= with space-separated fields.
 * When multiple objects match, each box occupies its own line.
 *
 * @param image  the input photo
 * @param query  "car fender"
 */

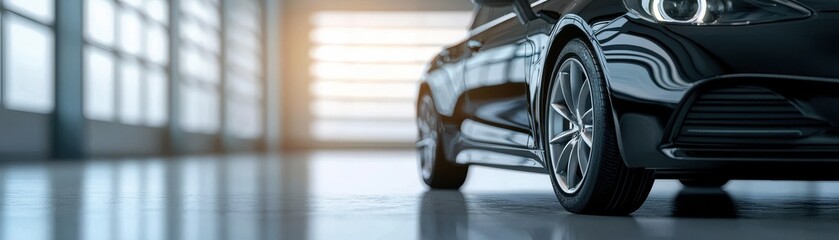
xmin=533 ymin=14 xmax=630 ymax=166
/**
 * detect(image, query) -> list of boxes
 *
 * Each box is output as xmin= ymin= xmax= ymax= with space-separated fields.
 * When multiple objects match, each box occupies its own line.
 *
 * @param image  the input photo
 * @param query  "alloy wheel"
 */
xmin=547 ymin=58 xmax=595 ymax=194
xmin=417 ymin=97 xmax=437 ymax=180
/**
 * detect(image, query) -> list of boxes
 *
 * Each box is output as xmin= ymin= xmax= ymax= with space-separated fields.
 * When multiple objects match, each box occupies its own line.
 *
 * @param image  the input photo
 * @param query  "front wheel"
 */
xmin=417 ymin=93 xmax=468 ymax=189
xmin=543 ymin=39 xmax=654 ymax=215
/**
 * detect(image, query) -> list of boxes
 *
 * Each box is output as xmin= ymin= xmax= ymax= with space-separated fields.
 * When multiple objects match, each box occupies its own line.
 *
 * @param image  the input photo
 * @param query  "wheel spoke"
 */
xmin=576 ymin=80 xmax=591 ymax=118
xmin=555 ymin=138 xmax=574 ymax=175
xmin=580 ymin=109 xmax=593 ymax=123
xmin=569 ymin=62 xmax=584 ymax=110
xmin=576 ymin=139 xmax=589 ymax=176
xmin=566 ymin=138 xmax=579 ymax=187
xmin=416 ymin=137 xmax=433 ymax=148
xmin=550 ymin=129 xmax=577 ymax=144
xmin=581 ymin=126 xmax=593 ymax=147
xmin=551 ymin=103 xmax=574 ymax=122
xmin=417 ymin=119 xmax=429 ymax=134
xmin=559 ymin=71 xmax=576 ymax=112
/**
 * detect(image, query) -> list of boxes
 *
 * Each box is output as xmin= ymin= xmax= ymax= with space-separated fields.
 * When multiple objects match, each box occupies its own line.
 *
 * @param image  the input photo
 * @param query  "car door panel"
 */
xmin=462 ymin=8 xmax=534 ymax=149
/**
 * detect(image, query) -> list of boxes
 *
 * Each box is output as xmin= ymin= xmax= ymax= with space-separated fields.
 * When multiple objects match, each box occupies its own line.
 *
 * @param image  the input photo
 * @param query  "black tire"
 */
xmin=417 ymin=93 xmax=468 ymax=189
xmin=679 ymin=179 xmax=729 ymax=188
xmin=544 ymin=38 xmax=655 ymax=215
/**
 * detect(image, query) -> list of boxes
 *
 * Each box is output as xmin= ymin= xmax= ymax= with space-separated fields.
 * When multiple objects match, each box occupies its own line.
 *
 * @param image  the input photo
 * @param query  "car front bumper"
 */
xmin=596 ymin=13 xmax=839 ymax=175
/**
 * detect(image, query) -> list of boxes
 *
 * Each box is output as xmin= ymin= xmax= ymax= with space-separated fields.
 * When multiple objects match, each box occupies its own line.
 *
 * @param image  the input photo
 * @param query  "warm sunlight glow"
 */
xmin=310 ymin=62 xmax=426 ymax=81
xmin=310 ymin=27 xmax=467 ymax=46
xmin=310 ymin=45 xmax=441 ymax=64
xmin=310 ymin=81 xmax=417 ymax=100
xmin=311 ymin=11 xmax=473 ymax=29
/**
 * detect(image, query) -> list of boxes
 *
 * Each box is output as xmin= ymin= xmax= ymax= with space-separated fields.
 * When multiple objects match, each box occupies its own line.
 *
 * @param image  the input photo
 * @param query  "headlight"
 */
xmin=624 ymin=0 xmax=811 ymax=25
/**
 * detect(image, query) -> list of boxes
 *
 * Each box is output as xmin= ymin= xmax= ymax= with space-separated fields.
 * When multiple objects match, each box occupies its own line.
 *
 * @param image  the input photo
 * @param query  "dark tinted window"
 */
xmin=470 ymin=6 xmax=514 ymax=30
xmin=488 ymin=6 xmax=512 ymax=21
xmin=470 ymin=0 xmax=540 ymax=30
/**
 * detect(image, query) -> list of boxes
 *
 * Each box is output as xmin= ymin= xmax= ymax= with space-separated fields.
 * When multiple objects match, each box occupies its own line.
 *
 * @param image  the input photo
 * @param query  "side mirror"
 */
xmin=472 ymin=0 xmax=539 ymax=24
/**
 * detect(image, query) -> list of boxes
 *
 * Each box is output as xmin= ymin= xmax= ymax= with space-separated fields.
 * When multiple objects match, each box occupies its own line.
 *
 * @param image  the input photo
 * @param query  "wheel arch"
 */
xmin=417 ymin=80 xmax=467 ymax=162
xmin=534 ymin=14 xmax=628 ymax=166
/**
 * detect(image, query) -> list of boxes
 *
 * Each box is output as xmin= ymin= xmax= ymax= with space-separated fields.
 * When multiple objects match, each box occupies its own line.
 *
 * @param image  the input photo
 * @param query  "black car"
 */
xmin=416 ymin=0 xmax=839 ymax=215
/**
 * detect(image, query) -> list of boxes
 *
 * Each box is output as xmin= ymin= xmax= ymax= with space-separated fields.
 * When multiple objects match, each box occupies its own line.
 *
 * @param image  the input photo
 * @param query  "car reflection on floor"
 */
xmin=0 ymin=150 xmax=837 ymax=239
xmin=421 ymin=185 xmax=839 ymax=239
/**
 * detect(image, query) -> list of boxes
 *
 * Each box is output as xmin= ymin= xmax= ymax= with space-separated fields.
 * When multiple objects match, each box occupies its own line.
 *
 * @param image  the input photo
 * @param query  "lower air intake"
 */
xmin=674 ymin=86 xmax=828 ymax=146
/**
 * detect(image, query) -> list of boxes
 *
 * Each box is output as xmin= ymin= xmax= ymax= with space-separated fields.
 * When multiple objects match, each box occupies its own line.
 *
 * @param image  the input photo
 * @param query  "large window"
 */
xmin=309 ymin=11 xmax=472 ymax=143
xmin=2 ymin=0 xmax=55 ymax=114
xmin=179 ymin=0 xmax=220 ymax=134
xmin=83 ymin=0 xmax=265 ymax=138
xmin=83 ymin=0 xmax=169 ymax=127
xmin=224 ymin=0 xmax=263 ymax=139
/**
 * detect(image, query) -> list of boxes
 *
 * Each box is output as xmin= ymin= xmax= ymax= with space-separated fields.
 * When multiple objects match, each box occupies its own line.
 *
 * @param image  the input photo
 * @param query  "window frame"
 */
xmin=223 ymin=0 xmax=264 ymax=139
xmin=82 ymin=0 xmax=170 ymax=127
xmin=177 ymin=0 xmax=223 ymax=134
xmin=0 ymin=1 xmax=57 ymax=114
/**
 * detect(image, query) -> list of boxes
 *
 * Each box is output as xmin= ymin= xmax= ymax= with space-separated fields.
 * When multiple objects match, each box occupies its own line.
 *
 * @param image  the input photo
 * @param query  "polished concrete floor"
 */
xmin=1 ymin=150 xmax=839 ymax=239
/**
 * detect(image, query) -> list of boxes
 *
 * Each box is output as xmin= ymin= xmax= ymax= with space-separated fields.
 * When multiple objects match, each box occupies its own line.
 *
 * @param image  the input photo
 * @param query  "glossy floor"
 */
xmin=1 ymin=150 xmax=839 ymax=239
